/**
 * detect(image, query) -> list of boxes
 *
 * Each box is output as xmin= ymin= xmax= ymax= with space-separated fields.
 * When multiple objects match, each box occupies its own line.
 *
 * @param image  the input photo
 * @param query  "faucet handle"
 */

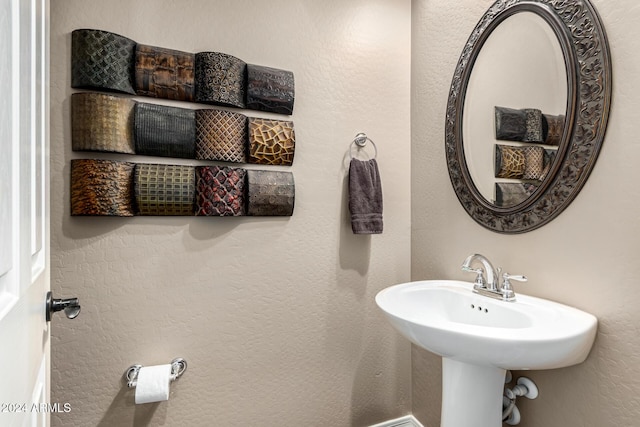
xmin=500 ymin=273 xmax=527 ymax=301
xmin=503 ymin=273 xmax=527 ymax=283
xmin=462 ymin=266 xmax=486 ymax=288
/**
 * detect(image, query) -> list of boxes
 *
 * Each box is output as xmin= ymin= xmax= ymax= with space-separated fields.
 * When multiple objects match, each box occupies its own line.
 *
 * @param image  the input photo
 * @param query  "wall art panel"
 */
xmin=195 ymin=109 xmax=247 ymax=163
xmin=195 ymin=166 xmax=246 ymax=216
xmin=135 ymin=44 xmax=195 ymax=101
xmin=246 ymin=64 xmax=295 ymax=115
xmin=70 ymin=159 xmax=135 ymax=216
xmin=71 ymin=28 xmax=296 ymax=115
xmin=194 ymin=52 xmax=246 ymax=108
xmin=248 ymin=118 xmax=295 ymax=166
xmin=133 ymin=102 xmax=196 ymax=159
xmin=134 ymin=164 xmax=195 ymax=215
xmin=71 ymin=92 xmax=135 ymax=154
xmin=246 ymin=170 xmax=294 ymax=216
xmin=71 ymin=29 xmax=136 ymax=94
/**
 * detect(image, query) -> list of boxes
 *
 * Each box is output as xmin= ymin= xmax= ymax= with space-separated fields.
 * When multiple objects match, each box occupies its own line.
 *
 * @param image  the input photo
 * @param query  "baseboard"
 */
xmin=369 ymin=414 xmax=425 ymax=427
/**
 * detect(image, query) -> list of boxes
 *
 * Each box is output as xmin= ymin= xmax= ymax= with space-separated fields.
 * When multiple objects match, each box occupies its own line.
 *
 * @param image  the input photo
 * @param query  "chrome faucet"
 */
xmin=461 ymin=254 xmax=499 ymax=291
xmin=461 ymin=254 xmax=527 ymax=301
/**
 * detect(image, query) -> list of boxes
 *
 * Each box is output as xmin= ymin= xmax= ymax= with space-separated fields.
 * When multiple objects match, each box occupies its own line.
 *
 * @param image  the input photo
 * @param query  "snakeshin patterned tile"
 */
xmin=246 ymin=170 xmax=294 ymax=216
xmin=71 ymin=159 xmax=135 ymax=216
xmin=71 ymin=92 xmax=135 ymax=154
xmin=135 ymin=44 xmax=195 ymax=102
xmin=246 ymin=64 xmax=295 ymax=115
xmin=248 ymin=118 xmax=295 ymax=166
xmin=135 ymin=164 xmax=195 ymax=215
xmin=195 ymin=166 xmax=246 ymax=216
xmin=195 ymin=109 xmax=247 ymax=163
xmin=71 ymin=29 xmax=136 ymax=94
xmin=134 ymin=102 xmax=196 ymax=159
xmin=194 ymin=52 xmax=246 ymax=108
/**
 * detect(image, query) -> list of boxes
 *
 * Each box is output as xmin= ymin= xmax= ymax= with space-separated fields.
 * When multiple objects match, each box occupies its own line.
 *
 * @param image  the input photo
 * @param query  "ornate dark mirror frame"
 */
xmin=445 ymin=0 xmax=611 ymax=233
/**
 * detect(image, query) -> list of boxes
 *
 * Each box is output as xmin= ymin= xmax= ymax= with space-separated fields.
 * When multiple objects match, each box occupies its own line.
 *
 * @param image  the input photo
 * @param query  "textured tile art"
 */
xmin=71 ymin=29 xmax=137 ymax=94
xmin=195 ymin=109 xmax=247 ymax=163
xmin=195 ymin=166 xmax=246 ymax=216
xmin=194 ymin=52 xmax=246 ymax=108
xmin=246 ymin=170 xmax=295 ymax=216
xmin=69 ymin=28 xmax=299 ymax=219
xmin=71 ymin=159 xmax=136 ymax=216
xmin=135 ymin=44 xmax=195 ymax=102
xmin=71 ymin=28 xmax=295 ymax=115
xmin=248 ymin=118 xmax=295 ymax=166
xmin=134 ymin=164 xmax=196 ymax=215
xmin=133 ymin=103 xmax=196 ymax=159
xmin=71 ymin=92 xmax=135 ymax=154
xmin=246 ymin=64 xmax=295 ymax=115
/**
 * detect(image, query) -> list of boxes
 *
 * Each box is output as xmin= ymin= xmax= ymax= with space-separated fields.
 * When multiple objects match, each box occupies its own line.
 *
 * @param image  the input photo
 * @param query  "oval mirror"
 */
xmin=445 ymin=0 xmax=611 ymax=233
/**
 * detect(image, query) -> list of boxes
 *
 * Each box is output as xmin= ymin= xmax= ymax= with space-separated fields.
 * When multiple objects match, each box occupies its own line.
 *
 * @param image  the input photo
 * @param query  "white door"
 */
xmin=0 ymin=0 xmax=51 ymax=425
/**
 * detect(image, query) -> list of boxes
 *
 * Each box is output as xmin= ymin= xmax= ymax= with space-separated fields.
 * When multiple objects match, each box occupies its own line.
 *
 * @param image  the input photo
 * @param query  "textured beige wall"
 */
xmin=50 ymin=1 xmax=412 ymax=426
xmin=412 ymin=0 xmax=640 ymax=426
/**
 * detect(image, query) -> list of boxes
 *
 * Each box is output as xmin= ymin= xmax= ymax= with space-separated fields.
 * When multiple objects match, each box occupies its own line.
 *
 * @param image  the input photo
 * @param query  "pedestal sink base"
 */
xmin=441 ymin=358 xmax=506 ymax=427
xmin=376 ymin=280 xmax=598 ymax=426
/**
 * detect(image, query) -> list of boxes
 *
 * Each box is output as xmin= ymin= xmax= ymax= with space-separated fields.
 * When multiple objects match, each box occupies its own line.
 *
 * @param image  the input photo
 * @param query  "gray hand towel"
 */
xmin=349 ymin=158 xmax=383 ymax=234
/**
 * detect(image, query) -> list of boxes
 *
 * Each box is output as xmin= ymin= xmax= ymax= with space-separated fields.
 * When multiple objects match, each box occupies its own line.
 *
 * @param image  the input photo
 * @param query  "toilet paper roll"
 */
xmin=135 ymin=364 xmax=172 ymax=404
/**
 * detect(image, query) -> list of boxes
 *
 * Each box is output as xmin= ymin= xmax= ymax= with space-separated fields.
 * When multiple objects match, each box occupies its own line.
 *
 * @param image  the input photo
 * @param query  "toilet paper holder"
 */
xmin=125 ymin=358 xmax=187 ymax=388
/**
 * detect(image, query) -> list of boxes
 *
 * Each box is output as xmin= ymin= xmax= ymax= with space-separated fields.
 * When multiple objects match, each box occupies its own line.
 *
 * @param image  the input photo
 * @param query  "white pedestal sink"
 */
xmin=375 ymin=280 xmax=597 ymax=427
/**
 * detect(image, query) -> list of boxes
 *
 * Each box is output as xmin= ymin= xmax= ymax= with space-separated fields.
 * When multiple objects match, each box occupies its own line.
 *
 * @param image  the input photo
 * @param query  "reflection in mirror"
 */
xmin=445 ymin=0 xmax=611 ymax=233
xmin=494 ymin=107 xmax=564 ymax=146
xmin=462 ymin=11 xmax=567 ymax=207
xmin=493 ymin=142 xmax=556 ymax=206
xmin=492 ymin=108 xmax=564 ymax=206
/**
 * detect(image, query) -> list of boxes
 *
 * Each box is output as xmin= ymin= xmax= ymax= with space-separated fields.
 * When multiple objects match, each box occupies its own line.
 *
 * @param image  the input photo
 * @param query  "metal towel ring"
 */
xmin=349 ymin=132 xmax=378 ymax=160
